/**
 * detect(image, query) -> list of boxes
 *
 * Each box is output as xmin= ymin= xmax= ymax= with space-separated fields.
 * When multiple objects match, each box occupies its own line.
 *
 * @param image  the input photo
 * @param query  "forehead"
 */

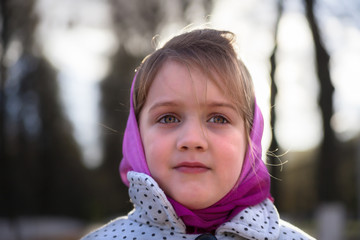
xmin=145 ymin=60 xmax=231 ymax=105
xmin=155 ymin=59 xmax=227 ymax=91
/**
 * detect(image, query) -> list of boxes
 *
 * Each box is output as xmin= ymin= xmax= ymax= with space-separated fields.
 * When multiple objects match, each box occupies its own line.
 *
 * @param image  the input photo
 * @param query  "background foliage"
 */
xmin=1 ymin=0 xmax=359 ymax=238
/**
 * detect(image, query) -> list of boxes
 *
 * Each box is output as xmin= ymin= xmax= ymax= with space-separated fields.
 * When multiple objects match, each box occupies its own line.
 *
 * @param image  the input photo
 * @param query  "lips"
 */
xmin=174 ymin=162 xmax=210 ymax=173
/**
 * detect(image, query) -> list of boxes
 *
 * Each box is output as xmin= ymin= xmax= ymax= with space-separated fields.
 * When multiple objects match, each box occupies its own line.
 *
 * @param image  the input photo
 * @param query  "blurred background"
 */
xmin=1 ymin=0 xmax=359 ymax=239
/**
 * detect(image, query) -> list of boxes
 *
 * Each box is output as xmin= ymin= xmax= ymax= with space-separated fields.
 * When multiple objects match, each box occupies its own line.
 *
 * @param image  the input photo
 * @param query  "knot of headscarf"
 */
xmin=120 ymin=74 xmax=271 ymax=233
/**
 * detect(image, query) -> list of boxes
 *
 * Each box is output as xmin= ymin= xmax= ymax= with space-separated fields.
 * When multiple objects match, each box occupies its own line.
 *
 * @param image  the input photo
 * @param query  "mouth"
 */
xmin=174 ymin=162 xmax=210 ymax=173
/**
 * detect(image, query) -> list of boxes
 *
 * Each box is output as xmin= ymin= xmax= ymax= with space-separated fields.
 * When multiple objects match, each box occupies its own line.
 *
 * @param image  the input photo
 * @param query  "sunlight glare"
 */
xmin=276 ymin=12 xmax=322 ymax=151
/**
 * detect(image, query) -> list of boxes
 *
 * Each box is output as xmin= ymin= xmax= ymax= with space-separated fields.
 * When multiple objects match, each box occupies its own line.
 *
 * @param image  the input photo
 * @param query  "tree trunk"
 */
xmin=304 ymin=0 xmax=338 ymax=203
xmin=268 ymin=0 xmax=283 ymax=207
xmin=0 ymin=0 xmax=12 ymax=217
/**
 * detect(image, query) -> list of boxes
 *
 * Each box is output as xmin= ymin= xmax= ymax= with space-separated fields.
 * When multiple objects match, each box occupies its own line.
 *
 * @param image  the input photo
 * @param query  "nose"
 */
xmin=176 ymin=119 xmax=208 ymax=151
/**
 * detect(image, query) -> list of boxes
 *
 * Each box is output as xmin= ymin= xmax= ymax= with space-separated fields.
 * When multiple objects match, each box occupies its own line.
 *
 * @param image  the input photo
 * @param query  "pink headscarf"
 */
xmin=120 ymin=73 xmax=271 ymax=233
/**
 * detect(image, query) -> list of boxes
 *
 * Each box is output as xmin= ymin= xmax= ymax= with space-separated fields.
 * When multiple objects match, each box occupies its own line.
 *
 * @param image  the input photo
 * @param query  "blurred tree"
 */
xmin=95 ymin=0 xmax=214 ymax=218
xmin=304 ymin=0 xmax=339 ymax=203
xmin=0 ymin=0 xmax=10 ymax=218
xmin=0 ymin=0 xmax=92 ymax=219
xmin=268 ymin=0 xmax=283 ymax=208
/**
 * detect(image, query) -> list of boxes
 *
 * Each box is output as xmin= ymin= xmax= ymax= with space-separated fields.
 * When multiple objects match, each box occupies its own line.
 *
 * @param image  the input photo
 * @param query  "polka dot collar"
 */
xmin=218 ymin=199 xmax=280 ymax=240
xmin=127 ymin=171 xmax=281 ymax=239
xmin=128 ymin=171 xmax=187 ymax=233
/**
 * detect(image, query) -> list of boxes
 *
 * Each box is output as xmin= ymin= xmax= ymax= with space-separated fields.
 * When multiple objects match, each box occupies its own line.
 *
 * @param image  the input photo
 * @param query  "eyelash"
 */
xmin=157 ymin=114 xmax=229 ymax=124
xmin=158 ymin=114 xmax=180 ymax=124
xmin=208 ymin=115 xmax=229 ymax=124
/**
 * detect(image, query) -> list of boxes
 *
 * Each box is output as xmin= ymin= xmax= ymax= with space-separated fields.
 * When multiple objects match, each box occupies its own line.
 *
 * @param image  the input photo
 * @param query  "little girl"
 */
xmin=82 ymin=29 xmax=315 ymax=240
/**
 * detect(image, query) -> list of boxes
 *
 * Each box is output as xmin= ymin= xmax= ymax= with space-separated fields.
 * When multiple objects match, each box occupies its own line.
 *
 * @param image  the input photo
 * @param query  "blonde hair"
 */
xmin=133 ymin=29 xmax=255 ymax=138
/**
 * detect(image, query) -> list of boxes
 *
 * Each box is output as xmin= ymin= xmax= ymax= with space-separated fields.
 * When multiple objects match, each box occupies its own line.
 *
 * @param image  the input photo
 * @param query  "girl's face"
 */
xmin=139 ymin=61 xmax=247 ymax=210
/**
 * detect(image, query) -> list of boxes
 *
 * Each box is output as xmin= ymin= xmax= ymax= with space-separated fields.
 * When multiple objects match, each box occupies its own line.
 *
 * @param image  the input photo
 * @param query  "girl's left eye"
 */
xmin=208 ymin=115 xmax=229 ymax=124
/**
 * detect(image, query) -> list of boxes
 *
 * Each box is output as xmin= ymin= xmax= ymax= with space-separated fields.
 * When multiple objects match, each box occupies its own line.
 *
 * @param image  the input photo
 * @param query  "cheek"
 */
xmin=214 ymin=129 xmax=246 ymax=155
xmin=143 ymin=137 xmax=158 ymax=165
xmin=139 ymin=116 xmax=171 ymax=178
xmin=219 ymin=145 xmax=245 ymax=174
xmin=213 ymin=132 xmax=247 ymax=176
xmin=142 ymin=131 xmax=171 ymax=172
xmin=218 ymin=146 xmax=245 ymax=190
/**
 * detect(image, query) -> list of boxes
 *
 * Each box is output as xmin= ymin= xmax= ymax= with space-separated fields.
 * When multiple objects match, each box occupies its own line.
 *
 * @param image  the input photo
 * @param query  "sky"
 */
xmin=35 ymin=0 xmax=360 ymax=168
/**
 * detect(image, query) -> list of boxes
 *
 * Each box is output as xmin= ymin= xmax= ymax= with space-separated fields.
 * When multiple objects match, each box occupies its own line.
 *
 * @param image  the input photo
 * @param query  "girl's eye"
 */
xmin=158 ymin=115 xmax=180 ymax=124
xmin=208 ymin=115 xmax=228 ymax=124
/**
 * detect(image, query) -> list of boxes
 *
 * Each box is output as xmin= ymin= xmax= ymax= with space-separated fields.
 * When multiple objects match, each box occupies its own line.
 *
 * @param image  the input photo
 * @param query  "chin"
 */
xmin=183 ymin=201 xmax=212 ymax=210
xmin=173 ymin=192 xmax=215 ymax=210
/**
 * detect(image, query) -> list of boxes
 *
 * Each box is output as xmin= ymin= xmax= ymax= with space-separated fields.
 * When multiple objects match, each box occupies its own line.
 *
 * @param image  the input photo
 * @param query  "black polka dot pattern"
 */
xmin=81 ymin=172 xmax=315 ymax=240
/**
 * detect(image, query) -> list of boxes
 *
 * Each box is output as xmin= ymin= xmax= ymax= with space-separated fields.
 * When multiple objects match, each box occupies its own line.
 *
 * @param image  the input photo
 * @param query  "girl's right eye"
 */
xmin=158 ymin=115 xmax=180 ymax=124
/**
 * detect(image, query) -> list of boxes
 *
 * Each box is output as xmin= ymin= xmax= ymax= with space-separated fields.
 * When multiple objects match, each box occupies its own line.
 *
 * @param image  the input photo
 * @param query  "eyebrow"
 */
xmin=148 ymin=100 xmax=237 ymax=112
xmin=206 ymin=101 xmax=237 ymax=111
xmin=148 ymin=101 xmax=180 ymax=113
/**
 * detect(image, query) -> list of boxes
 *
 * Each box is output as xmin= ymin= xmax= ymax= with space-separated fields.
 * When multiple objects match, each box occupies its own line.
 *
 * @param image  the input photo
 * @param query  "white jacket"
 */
xmin=82 ymin=171 xmax=315 ymax=240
